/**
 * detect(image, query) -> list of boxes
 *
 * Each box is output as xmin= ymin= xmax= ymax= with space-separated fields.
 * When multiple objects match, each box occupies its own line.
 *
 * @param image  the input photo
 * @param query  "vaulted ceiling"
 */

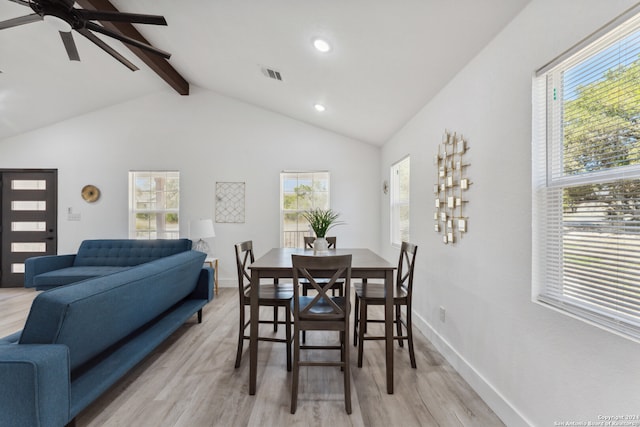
xmin=0 ymin=0 xmax=531 ymax=145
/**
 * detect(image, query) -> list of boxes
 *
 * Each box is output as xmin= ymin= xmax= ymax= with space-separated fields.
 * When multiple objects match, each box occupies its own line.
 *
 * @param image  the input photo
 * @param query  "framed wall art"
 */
xmin=215 ymin=182 xmax=245 ymax=223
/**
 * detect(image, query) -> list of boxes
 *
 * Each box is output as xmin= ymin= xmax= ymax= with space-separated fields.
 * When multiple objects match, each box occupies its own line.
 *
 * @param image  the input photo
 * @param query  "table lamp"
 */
xmin=189 ymin=219 xmax=215 ymax=253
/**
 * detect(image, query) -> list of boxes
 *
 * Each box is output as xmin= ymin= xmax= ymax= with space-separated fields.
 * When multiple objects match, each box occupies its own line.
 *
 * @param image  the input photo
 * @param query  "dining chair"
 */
xmin=303 ymin=236 xmax=337 ymax=249
xmin=302 ymin=236 xmax=342 ymax=297
xmin=290 ymin=254 xmax=352 ymax=414
xmin=353 ymin=241 xmax=418 ymax=369
xmin=301 ymin=236 xmax=342 ymax=344
xmin=234 ymin=241 xmax=293 ymax=371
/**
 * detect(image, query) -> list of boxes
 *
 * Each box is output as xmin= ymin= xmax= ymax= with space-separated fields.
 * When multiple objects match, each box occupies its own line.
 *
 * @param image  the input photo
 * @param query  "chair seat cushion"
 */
xmin=294 ymin=296 xmax=347 ymax=318
xmin=354 ymin=282 xmax=407 ymax=300
xmin=244 ymin=285 xmax=293 ymax=301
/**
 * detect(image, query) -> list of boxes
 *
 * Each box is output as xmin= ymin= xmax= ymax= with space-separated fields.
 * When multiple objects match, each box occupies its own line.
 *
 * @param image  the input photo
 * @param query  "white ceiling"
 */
xmin=0 ymin=0 xmax=531 ymax=145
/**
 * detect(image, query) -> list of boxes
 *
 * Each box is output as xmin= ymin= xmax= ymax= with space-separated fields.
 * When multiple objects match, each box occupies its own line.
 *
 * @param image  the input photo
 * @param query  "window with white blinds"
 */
xmin=532 ymin=6 xmax=640 ymax=341
xmin=390 ymin=156 xmax=410 ymax=246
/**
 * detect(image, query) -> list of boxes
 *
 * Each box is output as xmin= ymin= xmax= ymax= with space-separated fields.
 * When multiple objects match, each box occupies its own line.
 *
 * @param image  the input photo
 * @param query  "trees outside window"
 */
xmin=129 ymin=171 xmax=179 ymax=239
xmin=533 ymin=11 xmax=640 ymax=340
xmin=280 ymin=171 xmax=329 ymax=248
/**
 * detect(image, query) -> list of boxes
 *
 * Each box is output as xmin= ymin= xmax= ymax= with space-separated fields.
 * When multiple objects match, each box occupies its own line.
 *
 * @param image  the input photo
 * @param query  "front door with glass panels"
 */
xmin=1 ymin=170 xmax=57 ymax=287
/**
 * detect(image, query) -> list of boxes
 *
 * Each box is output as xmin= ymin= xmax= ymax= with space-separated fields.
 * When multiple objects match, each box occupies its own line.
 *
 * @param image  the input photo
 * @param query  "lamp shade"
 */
xmin=189 ymin=219 xmax=216 ymax=239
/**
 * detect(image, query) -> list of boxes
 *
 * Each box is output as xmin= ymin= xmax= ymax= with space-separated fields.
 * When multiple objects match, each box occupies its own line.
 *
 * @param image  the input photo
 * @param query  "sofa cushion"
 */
xmin=32 ymin=266 xmax=132 ymax=287
xmin=73 ymin=239 xmax=192 ymax=267
xmin=19 ymin=250 xmax=206 ymax=371
xmin=0 ymin=331 xmax=21 ymax=345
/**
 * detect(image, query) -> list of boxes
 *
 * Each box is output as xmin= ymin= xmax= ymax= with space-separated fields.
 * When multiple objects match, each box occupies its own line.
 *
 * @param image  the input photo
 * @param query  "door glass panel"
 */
xmin=11 ymin=180 xmax=46 ymax=190
xmin=11 ymin=201 xmax=46 ymax=211
xmin=11 ymin=242 xmax=47 ymax=252
xmin=12 ymin=221 xmax=47 ymax=231
xmin=12 ymin=263 xmax=25 ymax=273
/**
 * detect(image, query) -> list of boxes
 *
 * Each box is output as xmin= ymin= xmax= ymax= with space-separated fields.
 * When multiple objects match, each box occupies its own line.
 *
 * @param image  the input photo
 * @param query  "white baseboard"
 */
xmin=412 ymin=312 xmax=532 ymax=427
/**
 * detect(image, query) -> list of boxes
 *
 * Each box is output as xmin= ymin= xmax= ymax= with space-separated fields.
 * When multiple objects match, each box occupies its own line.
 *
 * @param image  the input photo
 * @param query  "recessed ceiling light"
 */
xmin=312 ymin=38 xmax=331 ymax=53
xmin=314 ymin=103 xmax=326 ymax=112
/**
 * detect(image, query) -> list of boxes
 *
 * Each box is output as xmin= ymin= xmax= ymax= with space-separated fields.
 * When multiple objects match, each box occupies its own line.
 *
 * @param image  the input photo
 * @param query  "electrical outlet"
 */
xmin=439 ymin=306 xmax=446 ymax=322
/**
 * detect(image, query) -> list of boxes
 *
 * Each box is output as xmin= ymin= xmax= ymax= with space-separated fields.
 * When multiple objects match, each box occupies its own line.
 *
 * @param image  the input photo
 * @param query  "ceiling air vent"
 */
xmin=261 ymin=67 xmax=283 ymax=81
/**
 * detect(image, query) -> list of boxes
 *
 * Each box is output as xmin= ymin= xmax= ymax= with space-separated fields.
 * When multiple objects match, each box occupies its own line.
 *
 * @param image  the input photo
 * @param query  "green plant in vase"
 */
xmin=302 ymin=208 xmax=344 ymax=252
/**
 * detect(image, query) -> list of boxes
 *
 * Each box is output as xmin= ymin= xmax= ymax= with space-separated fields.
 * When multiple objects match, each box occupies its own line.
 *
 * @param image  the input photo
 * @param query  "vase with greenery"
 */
xmin=302 ymin=208 xmax=343 ymax=252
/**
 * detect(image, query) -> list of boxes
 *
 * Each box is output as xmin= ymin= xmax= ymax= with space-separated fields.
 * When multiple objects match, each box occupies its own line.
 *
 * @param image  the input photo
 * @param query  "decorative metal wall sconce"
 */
xmin=434 ymin=130 xmax=471 ymax=244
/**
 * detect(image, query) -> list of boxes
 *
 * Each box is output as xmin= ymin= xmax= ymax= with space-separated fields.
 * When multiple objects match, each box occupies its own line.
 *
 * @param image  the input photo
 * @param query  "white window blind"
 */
xmin=533 ymin=6 xmax=640 ymax=341
xmin=391 ymin=156 xmax=410 ymax=246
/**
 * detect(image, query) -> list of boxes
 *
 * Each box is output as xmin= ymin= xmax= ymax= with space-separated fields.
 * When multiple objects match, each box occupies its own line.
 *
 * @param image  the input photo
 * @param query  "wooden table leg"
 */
xmin=205 ymin=258 xmax=219 ymax=296
xmin=385 ymin=269 xmax=394 ymax=394
xmin=249 ymin=269 xmax=259 ymax=395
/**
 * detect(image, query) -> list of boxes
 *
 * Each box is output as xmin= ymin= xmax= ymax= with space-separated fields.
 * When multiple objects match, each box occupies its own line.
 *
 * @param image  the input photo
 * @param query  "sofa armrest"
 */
xmin=24 ymin=255 xmax=76 ymax=288
xmin=189 ymin=267 xmax=214 ymax=301
xmin=0 ymin=344 xmax=70 ymax=427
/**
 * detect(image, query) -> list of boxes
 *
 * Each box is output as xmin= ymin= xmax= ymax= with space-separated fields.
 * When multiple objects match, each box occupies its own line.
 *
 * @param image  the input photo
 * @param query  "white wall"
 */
xmin=0 ymin=86 xmax=381 ymax=284
xmin=5 ymin=1 xmax=640 ymax=424
xmin=380 ymin=0 xmax=640 ymax=425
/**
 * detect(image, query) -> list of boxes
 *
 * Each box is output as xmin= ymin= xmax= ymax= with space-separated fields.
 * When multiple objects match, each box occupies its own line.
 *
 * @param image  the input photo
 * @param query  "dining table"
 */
xmin=248 ymin=247 xmax=396 ymax=395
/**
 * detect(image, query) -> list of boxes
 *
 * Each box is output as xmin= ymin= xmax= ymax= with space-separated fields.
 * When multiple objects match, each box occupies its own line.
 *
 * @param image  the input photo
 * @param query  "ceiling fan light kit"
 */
xmin=0 ymin=0 xmax=171 ymax=70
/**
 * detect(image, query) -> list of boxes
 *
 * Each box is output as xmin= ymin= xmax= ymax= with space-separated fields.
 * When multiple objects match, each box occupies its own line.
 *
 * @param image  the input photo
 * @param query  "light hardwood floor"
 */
xmin=0 ymin=287 xmax=505 ymax=427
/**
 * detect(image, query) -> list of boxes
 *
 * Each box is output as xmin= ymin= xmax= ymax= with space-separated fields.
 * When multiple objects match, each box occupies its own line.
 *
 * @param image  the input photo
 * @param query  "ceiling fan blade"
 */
xmin=59 ymin=31 xmax=80 ymax=61
xmin=77 ymin=28 xmax=138 ymax=71
xmin=85 ymin=21 xmax=171 ymax=59
xmin=7 ymin=0 xmax=31 ymax=7
xmin=76 ymin=10 xmax=167 ymax=26
xmin=0 ymin=13 xmax=43 ymax=30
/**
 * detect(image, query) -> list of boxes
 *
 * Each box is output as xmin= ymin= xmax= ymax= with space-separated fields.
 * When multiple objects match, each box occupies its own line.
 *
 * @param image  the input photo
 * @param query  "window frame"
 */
xmin=532 ymin=6 xmax=640 ymax=341
xmin=280 ymin=171 xmax=330 ymax=248
xmin=390 ymin=156 xmax=410 ymax=247
xmin=128 ymin=170 xmax=180 ymax=240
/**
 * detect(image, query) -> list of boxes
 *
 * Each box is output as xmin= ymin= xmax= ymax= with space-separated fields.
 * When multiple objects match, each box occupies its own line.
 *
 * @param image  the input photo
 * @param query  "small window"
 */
xmin=280 ymin=171 xmax=330 ymax=248
xmin=533 ymin=8 xmax=640 ymax=340
xmin=129 ymin=171 xmax=180 ymax=239
xmin=391 ymin=156 xmax=410 ymax=246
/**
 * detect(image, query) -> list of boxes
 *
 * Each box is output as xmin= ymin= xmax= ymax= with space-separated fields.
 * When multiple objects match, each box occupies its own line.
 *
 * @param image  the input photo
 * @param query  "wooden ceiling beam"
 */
xmin=76 ymin=0 xmax=189 ymax=95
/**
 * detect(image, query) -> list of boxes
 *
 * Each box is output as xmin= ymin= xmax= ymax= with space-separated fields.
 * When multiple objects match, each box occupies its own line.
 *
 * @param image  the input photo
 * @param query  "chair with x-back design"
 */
xmin=234 ymin=240 xmax=293 ymax=370
xmin=353 ymin=241 xmax=418 ymax=369
xmin=290 ymin=254 xmax=352 ymax=414
xmin=302 ymin=236 xmax=342 ymax=298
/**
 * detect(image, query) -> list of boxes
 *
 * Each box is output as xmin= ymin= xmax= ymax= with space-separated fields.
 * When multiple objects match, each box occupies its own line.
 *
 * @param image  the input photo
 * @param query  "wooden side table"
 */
xmin=205 ymin=257 xmax=219 ymax=295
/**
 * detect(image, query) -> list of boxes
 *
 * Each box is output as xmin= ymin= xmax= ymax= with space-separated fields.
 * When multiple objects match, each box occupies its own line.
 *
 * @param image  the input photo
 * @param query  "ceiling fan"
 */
xmin=0 ymin=0 xmax=171 ymax=71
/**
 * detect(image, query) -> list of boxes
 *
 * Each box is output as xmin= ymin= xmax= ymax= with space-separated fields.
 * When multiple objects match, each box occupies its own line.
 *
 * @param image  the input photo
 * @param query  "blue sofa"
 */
xmin=24 ymin=238 xmax=193 ymax=291
xmin=0 ymin=249 xmax=213 ymax=427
